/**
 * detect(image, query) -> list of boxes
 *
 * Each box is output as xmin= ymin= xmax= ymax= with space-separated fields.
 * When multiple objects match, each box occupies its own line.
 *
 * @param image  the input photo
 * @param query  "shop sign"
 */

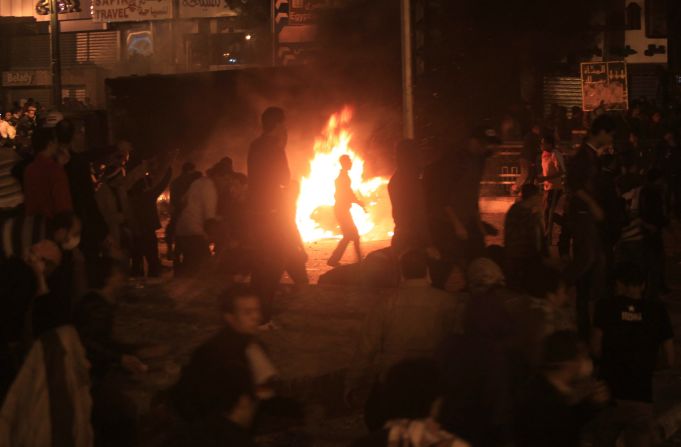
xmin=2 ymin=70 xmax=52 ymax=87
xmin=92 ymin=0 xmax=172 ymax=22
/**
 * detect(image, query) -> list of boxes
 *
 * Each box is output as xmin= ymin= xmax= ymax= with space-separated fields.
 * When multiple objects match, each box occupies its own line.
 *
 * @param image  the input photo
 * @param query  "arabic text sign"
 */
xmin=581 ymin=61 xmax=628 ymax=111
xmin=289 ymin=0 xmax=345 ymax=25
xmin=92 ymin=0 xmax=172 ymax=22
xmin=179 ymin=0 xmax=237 ymax=18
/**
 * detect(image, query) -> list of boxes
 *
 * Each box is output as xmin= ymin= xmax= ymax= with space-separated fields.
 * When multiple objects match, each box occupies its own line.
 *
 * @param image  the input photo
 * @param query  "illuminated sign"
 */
xmin=35 ymin=0 xmax=81 ymax=15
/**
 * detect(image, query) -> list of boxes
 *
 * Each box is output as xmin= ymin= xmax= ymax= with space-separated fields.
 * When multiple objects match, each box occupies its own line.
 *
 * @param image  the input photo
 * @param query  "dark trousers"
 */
xmin=644 ymin=233 xmax=666 ymax=299
xmin=131 ymin=227 xmax=161 ymax=277
xmin=329 ymin=206 xmax=361 ymax=265
xmin=565 ymin=212 xmax=607 ymax=338
xmin=544 ymin=189 xmax=562 ymax=245
xmin=174 ymin=235 xmax=210 ymax=277
xmin=250 ymin=215 xmax=287 ymax=324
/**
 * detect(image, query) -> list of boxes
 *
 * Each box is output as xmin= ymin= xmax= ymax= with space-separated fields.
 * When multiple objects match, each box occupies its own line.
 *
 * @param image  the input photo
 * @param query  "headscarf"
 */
xmin=466 ymin=258 xmax=505 ymax=296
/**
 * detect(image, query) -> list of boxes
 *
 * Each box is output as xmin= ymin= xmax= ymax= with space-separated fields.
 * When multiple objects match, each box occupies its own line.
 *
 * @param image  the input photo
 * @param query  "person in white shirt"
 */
xmin=0 ymin=112 xmax=16 ymax=145
xmin=174 ymin=158 xmax=233 ymax=276
xmin=539 ymin=134 xmax=565 ymax=245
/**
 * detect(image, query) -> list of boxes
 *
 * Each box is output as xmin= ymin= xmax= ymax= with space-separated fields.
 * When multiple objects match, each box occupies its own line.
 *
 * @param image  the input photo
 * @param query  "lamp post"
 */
xmin=270 ymin=0 xmax=277 ymax=66
xmin=400 ymin=0 xmax=414 ymax=138
xmin=49 ymin=0 xmax=62 ymax=111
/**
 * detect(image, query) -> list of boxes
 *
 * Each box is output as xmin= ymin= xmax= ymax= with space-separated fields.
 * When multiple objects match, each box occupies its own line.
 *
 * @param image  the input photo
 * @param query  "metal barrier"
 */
xmin=481 ymin=141 xmax=578 ymax=196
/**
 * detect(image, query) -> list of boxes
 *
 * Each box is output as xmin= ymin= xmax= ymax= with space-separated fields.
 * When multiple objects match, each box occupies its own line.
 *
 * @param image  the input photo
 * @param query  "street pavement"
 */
xmin=114 ymin=204 xmax=681 ymax=445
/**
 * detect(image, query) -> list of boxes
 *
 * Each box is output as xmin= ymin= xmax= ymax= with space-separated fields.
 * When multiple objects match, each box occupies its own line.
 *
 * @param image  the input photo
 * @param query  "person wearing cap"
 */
xmin=174 ymin=157 xmax=233 ymax=276
xmin=23 ymin=127 xmax=73 ymax=220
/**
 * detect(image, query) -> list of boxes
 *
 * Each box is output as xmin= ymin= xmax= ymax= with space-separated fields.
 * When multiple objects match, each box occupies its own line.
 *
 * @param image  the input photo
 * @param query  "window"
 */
xmin=645 ymin=0 xmax=667 ymax=38
xmin=626 ymin=2 xmax=642 ymax=30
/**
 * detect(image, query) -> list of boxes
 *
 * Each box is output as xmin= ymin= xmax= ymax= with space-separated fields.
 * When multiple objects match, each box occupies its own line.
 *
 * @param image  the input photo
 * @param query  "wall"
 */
xmin=624 ymin=0 xmax=667 ymax=64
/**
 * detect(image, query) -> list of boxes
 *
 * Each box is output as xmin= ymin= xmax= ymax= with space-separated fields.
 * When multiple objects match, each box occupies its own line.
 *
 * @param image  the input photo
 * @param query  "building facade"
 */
xmin=0 ymin=0 xmax=272 ymax=110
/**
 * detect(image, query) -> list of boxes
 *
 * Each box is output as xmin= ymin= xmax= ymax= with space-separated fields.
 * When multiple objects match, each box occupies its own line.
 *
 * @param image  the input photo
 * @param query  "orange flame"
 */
xmin=296 ymin=108 xmax=391 ymax=242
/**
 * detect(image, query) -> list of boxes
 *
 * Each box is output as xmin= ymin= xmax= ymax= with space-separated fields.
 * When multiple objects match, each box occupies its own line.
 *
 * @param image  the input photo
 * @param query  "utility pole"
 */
xmin=270 ymin=0 xmax=277 ymax=66
xmin=400 ymin=0 xmax=414 ymax=139
xmin=49 ymin=0 xmax=62 ymax=110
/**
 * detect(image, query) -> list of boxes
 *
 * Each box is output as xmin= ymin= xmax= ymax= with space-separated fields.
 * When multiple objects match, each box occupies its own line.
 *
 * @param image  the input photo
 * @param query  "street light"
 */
xmin=49 ymin=0 xmax=62 ymax=111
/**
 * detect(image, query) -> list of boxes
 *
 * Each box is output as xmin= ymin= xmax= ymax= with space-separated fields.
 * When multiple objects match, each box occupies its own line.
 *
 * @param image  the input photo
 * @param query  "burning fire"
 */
xmin=296 ymin=108 xmax=391 ymax=242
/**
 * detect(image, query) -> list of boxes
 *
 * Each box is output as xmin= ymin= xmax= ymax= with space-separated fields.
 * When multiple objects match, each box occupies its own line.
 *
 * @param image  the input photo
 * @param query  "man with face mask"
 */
xmin=515 ymin=331 xmax=609 ymax=447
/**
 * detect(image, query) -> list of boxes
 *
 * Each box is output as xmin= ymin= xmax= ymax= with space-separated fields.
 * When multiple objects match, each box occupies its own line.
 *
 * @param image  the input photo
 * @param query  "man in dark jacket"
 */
xmin=247 ymin=107 xmax=292 ymax=328
xmin=173 ymin=286 xmax=278 ymax=408
xmin=128 ymin=156 xmax=172 ymax=278
xmin=58 ymin=119 xmax=108 ymax=280
xmin=389 ymin=139 xmax=431 ymax=256
xmin=565 ymin=114 xmax=616 ymax=338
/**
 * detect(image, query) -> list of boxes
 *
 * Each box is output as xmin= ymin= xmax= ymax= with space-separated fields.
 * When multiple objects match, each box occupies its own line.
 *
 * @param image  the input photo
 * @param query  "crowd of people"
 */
xmin=0 ymin=99 xmax=679 ymax=447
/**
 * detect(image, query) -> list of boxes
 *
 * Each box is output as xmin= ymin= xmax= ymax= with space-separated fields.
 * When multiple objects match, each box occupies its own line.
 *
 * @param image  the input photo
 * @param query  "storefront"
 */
xmin=1 ymin=65 xmax=108 ymax=110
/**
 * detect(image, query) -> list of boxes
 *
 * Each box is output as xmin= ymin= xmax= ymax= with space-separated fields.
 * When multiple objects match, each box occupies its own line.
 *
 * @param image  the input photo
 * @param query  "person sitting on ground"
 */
xmin=73 ymin=258 xmax=149 ymax=446
xmin=351 ymin=358 xmax=471 ymax=447
xmin=172 ymin=362 xmax=257 ymax=447
xmin=515 ymin=330 xmax=609 ymax=447
xmin=0 ymin=257 xmax=39 ymax=402
xmin=0 ymin=148 xmax=24 ymax=214
xmin=438 ymin=263 xmax=514 ymax=447
xmin=345 ymin=250 xmax=462 ymax=430
xmin=591 ymin=262 xmax=674 ymax=447
xmin=504 ymin=183 xmax=544 ymax=291
xmin=0 ymin=238 xmax=93 ymax=447
xmin=23 ymin=127 xmax=73 ymax=219
xmin=505 ymin=264 xmax=575 ymax=377
xmin=0 ymin=211 xmax=82 ymax=260
xmin=173 ymin=286 xmax=278 ymax=406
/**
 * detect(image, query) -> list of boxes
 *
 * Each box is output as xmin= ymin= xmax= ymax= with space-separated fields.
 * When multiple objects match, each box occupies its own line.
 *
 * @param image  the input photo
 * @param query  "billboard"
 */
xmin=580 ymin=61 xmax=628 ymax=111
xmin=91 ymin=0 xmax=172 ymax=22
xmin=179 ymin=0 xmax=238 ymax=19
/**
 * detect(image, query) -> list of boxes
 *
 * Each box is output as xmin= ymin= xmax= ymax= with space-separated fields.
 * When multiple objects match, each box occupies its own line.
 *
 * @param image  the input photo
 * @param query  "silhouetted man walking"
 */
xmin=328 ymin=155 xmax=364 ymax=266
